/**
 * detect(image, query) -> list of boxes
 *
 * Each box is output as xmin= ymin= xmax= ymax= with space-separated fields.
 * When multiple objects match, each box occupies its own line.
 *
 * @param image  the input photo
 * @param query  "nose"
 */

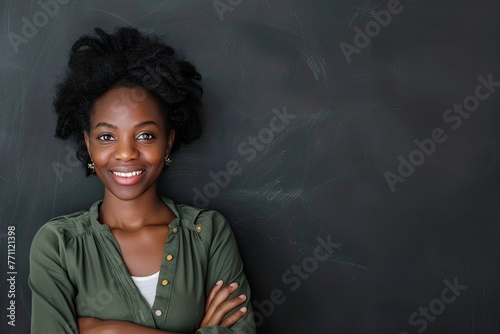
xmin=113 ymin=137 xmax=139 ymax=161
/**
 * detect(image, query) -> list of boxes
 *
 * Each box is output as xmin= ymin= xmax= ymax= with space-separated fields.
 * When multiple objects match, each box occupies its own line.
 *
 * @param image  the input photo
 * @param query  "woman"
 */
xmin=29 ymin=27 xmax=256 ymax=334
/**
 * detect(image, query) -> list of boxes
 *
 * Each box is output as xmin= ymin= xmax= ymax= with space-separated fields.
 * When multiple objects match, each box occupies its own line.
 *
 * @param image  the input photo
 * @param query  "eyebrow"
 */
xmin=94 ymin=121 xmax=159 ymax=129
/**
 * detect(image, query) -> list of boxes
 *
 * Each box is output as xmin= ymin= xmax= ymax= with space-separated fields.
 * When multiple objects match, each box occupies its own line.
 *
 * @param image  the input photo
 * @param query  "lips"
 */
xmin=109 ymin=168 xmax=146 ymax=185
xmin=111 ymin=170 xmax=145 ymax=178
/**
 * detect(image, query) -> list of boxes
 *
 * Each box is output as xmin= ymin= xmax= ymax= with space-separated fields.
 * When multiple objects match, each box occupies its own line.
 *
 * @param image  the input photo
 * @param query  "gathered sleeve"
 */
xmin=195 ymin=211 xmax=256 ymax=334
xmin=29 ymin=223 xmax=78 ymax=334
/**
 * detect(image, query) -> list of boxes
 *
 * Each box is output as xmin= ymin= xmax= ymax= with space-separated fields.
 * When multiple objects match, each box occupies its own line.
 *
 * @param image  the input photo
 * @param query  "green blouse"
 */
xmin=29 ymin=197 xmax=256 ymax=334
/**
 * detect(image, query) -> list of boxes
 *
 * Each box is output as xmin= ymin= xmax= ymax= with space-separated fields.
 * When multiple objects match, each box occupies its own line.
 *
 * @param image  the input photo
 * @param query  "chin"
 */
xmin=101 ymin=180 xmax=158 ymax=202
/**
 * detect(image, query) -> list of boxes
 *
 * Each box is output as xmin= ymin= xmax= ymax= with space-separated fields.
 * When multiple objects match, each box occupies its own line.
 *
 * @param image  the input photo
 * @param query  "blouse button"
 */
xmin=196 ymin=226 xmax=202 ymax=233
xmin=172 ymin=227 xmax=178 ymax=233
xmin=166 ymin=254 xmax=173 ymax=261
xmin=161 ymin=279 xmax=169 ymax=286
xmin=155 ymin=309 xmax=162 ymax=317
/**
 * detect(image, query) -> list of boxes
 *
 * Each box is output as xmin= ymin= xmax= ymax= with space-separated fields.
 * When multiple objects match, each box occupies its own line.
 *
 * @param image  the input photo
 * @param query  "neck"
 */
xmin=99 ymin=186 xmax=171 ymax=231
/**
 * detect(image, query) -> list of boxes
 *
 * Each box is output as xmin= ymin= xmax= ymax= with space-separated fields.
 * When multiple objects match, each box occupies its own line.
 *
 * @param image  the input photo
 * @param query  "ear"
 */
xmin=83 ymin=131 xmax=91 ymax=160
xmin=165 ymin=129 xmax=176 ymax=157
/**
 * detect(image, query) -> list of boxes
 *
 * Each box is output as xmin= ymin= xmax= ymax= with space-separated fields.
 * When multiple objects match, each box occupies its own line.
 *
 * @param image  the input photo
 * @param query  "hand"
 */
xmin=199 ymin=280 xmax=248 ymax=328
xmin=78 ymin=317 xmax=105 ymax=334
xmin=78 ymin=317 xmax=185 ymax=334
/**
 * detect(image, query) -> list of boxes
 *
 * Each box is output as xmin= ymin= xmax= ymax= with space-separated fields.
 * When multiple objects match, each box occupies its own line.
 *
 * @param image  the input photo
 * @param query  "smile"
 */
xmin=111 ymin=170 xmax=145 ymax=178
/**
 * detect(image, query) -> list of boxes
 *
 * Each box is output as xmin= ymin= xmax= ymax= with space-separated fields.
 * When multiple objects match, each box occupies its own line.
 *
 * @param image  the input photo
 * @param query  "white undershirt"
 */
xmin=131 ymin=271 xmax=160 ymax=308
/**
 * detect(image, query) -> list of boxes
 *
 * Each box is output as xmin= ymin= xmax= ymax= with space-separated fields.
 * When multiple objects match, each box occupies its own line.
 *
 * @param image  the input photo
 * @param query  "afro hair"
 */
xmin=54 ymin=27 xmax=203 ymax=176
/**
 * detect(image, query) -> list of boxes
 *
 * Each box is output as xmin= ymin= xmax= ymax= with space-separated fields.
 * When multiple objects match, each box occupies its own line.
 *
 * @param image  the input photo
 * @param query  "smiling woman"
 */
xmin=84 ymin=87 xmax=174 ymax=199
xmin=29 ymin=27 xmax=256 ymax=334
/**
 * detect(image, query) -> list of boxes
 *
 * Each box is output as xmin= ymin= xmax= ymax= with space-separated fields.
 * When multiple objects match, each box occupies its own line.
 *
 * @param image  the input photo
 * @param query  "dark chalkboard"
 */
xmin=1 ymin=0 xmax=500 ymax=333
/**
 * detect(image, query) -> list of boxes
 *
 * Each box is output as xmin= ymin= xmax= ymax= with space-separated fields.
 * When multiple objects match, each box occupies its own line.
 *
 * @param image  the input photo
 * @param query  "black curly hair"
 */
xmin=54 ymin=27 xmax=202 ymax=176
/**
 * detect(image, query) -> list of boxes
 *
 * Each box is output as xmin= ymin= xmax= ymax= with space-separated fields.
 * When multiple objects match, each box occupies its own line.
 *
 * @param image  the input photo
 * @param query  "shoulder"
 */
xmin=175 ymin=201 xmax=234 ymax=243
xmin=174 ymin=203 xmax=244 ymax=266
xmin=31 ymin=208 xmax=93 ymax=253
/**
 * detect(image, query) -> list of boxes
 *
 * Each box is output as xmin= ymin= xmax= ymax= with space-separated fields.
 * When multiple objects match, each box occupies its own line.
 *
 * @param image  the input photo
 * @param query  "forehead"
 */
xmin=91 ymin=87 xmax=164 ymax=125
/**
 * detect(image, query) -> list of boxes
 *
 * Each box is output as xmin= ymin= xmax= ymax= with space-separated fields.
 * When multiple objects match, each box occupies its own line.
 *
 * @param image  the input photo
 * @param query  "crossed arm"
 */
xmin=77 ymin=281 xmax=248 ymax=334
xmin=30 ymin=212 xmax=256 ymax=334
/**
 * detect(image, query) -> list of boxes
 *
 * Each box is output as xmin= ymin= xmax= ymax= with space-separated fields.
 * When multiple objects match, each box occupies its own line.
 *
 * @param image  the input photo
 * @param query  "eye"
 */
xmin=137 ymin=133 xmax=155 ymax=140
xmin=97 ymin=134 xmax=115 ymax=141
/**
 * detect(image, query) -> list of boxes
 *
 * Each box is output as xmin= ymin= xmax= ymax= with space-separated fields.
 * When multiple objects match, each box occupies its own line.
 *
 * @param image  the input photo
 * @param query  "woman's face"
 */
xmin=84 ymin=87 xmax=175 ymax=201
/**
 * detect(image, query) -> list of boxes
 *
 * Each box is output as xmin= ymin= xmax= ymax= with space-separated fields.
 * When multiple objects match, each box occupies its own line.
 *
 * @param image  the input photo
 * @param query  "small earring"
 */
xmin=164 ymin=156 xmax=172 ymax=167
xmin=87 ymin=160 xmax=95 ymax=173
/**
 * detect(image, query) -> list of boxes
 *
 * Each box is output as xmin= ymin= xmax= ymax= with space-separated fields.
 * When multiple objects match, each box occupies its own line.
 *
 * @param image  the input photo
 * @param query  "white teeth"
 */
xmin=112 ymin=170 xmax=144 ymax=178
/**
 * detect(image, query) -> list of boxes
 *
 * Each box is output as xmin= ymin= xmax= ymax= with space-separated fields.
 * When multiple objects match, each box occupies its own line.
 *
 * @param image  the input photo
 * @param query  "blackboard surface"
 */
xmin=1 ymin=1 xmax=499 ymax=333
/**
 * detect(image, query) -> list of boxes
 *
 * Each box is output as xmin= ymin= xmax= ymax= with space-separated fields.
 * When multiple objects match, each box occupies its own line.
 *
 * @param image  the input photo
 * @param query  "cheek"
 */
xmin=145 ymin=149 xmax=166 ymax=166
xmin=91 ymin=147 xmax=112 ymax=164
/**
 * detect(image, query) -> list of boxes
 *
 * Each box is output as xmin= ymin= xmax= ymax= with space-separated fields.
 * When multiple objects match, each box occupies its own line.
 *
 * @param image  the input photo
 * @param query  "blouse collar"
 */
xmin=88 ymin=196 xmax=187 ymax=232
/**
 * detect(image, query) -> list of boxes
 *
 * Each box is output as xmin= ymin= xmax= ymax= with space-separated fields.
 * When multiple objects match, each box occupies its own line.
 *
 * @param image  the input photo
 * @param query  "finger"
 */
xmin=219 ymin=305 xmax=248 ymax=328
xmin=206 ymin=293 xmax=247 ymax=327
xmin=205 ymin=280 xmax=224 ymax=312
xmin=77 ymin=317 xmax=100 ymax=332
xmin=205 ymin=282 xmax=239 ymax=319
xmin=202 ymin=282 xmax=240 ymax=326
xmin=77 ymin=317 xmax=92 ymax=326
